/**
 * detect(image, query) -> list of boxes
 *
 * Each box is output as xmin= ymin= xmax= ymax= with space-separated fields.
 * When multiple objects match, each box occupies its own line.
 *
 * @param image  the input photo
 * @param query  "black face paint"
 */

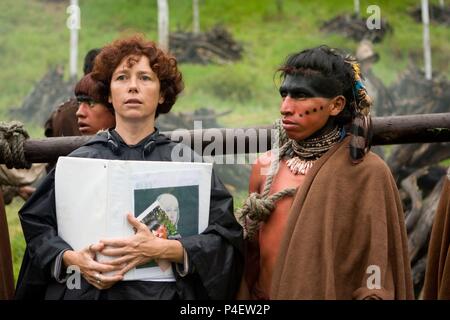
xmin=279 ymin=74 xmax=341 ymax=99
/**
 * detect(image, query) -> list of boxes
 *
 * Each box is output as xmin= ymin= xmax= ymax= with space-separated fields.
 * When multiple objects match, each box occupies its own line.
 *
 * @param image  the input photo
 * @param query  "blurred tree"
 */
xmin=276 ymin=0 xmax=284 ymax=14
xmin=193 ymin=0 xmax=200 ymax=35
xmin=354 ymin=0 xmax=360 ymax=17
xmin=158 ymin=0 xmax=169 ymax=52
xmin=421 ymin=0 xmax=433 ymax=80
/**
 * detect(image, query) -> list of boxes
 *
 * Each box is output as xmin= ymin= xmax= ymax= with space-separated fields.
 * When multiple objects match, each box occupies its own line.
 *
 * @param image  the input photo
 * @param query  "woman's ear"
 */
xmin=329 ymin=95 xmax=346 ymax=116
xmin=108 ymin=95 xmax=112 ymax=104
xmin=158 ymin=95 xmax=165 ymax=104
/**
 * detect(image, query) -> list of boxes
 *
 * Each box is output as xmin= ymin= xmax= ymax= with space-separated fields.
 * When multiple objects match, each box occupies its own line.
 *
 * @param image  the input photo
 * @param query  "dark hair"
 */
xmin=278 ymin=45 xmax=358 ymax=125
xmin=83 ymin=48 xmax=101 ymax=75
xmin=92 ymin=35 xmax=184 ymax=117
xmin=74 ymin=73 xmax=114 ymax=113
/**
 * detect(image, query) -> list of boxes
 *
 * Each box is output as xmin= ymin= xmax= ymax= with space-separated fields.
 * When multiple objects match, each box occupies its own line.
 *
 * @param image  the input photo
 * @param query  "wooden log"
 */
xmin=408 ymin=177 xmax=445 ymax=262
xmin=371 ymin=113 xmax=450 ymax=145
xmin=1 ymin=113 xmax=449 ymax=165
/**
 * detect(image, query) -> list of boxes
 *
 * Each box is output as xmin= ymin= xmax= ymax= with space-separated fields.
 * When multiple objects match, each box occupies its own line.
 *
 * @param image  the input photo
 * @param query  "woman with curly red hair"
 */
xmin=16 ymin=36 xmax=243 ymax=300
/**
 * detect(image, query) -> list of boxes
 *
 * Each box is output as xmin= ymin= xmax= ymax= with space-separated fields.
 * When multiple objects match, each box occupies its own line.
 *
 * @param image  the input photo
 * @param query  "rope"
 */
xmin=0 ymin=121 xmax=31 ymax=169
xmin=237 ymin=119 xmax=297 ymax=240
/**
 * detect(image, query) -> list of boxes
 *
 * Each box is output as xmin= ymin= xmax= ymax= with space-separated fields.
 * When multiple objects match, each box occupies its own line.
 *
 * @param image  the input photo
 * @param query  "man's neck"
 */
xmin=306 ymin=118 xmax=336 ymax=140
xmin=115 ymin=118 xmax=155 ymax=145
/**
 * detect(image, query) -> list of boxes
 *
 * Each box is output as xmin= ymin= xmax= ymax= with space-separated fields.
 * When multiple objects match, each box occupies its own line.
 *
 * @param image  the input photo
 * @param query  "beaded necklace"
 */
xmin=285 ymin=126 xmax=342 ymax=175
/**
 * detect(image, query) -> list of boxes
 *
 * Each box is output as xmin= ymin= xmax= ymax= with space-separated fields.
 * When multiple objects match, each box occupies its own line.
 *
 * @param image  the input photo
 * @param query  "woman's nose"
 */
xmin=128 ymin=75 xmax=138 ymax=92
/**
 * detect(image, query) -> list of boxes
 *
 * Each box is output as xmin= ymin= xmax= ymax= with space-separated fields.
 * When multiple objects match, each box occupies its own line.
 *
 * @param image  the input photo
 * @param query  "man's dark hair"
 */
xmin=83 ymin=48 xmax=101 ymax=75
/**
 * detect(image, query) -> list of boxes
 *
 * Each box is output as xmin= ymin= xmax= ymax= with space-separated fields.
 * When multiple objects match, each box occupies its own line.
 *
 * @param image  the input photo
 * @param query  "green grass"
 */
xmin=2 ymin=0 xmax=450 ymax=284
xmin=5 ymin=198 xmax=26 ymax=283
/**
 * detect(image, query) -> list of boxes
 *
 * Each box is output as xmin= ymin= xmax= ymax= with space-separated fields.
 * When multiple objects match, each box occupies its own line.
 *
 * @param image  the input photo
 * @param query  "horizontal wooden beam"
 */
xmin=3 ymin=113 xmax=449 ymax=165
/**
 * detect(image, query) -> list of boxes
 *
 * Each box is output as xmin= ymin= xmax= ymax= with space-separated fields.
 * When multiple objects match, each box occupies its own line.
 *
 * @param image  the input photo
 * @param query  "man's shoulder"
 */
xmin=360 ymin=151 xmax=391 ymax=173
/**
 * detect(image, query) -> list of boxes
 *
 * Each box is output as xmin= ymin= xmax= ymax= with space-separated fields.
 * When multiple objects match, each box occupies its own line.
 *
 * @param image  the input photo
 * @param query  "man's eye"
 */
xmin=291 ymin=92 xmax=308 ymax=99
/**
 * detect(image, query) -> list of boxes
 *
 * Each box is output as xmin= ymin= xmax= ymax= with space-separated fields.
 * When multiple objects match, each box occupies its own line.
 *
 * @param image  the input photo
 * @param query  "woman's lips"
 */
xmin=124 ymin=98 xmax=142 ymax=104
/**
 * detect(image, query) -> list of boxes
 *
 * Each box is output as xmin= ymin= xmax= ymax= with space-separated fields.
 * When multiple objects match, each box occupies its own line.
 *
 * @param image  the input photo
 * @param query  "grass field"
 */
xmin=2 ymin=0 xmax=450 ymax=283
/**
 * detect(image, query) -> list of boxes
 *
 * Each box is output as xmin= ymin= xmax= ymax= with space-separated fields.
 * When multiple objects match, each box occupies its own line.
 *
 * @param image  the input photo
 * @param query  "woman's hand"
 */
xmin=100 ymin=213 xmax=184 ymax=276
xmin=62 ymin=243 xmax=124 ymax=290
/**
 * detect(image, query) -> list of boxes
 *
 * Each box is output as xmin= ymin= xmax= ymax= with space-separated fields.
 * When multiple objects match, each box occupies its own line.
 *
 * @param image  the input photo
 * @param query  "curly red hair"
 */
xmin=92 ymin=35 xmax=184 ymax=117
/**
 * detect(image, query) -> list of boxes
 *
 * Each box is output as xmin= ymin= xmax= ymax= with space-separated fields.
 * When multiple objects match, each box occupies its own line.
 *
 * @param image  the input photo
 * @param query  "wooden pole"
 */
xmin=193 ymin=0 xmax=200 ymax=35
xmin=421 ymin=0 xmax=433 ymax=80
xmin=157 ymin=0 xmax=169 ymax=52
xmin=1 ymin=113 xmax=446 ymax=165
xmin=67 ymin=0 xmax=80 ymax=79
xmin=354 ymin=0 xmax=360 ymax=17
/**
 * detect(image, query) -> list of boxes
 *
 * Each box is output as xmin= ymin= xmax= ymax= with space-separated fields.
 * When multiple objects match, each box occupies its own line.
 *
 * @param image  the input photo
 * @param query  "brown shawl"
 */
xmin=271 ymin=136 xmax=414 ymax=299
xmin=423 ymin=171 xmax=450 ymax=299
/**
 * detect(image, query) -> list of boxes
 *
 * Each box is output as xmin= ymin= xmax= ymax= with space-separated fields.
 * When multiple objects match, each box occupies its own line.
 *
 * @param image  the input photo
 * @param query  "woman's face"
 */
xmin=109 ymin=55 xmax=164 ymax=124
xmin=76 ymin=101 xmax=115 ymax=135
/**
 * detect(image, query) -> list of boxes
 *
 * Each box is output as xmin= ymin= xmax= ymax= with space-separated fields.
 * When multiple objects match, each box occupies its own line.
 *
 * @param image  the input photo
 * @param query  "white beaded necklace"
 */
xmin=285 ymin=126 xmax=342 ymax=175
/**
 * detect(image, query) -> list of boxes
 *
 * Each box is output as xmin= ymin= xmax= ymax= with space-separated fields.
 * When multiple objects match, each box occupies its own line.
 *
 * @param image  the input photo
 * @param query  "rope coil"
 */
xmin=237 ymin=120 xmax=297 ymax=240
xmin=0 ymin=121 xmax=31 ymax=169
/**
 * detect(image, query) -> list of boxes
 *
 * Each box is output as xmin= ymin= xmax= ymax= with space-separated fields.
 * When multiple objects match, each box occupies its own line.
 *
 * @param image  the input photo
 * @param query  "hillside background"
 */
xmin=1 ymin=0 xmax=449 ymax=281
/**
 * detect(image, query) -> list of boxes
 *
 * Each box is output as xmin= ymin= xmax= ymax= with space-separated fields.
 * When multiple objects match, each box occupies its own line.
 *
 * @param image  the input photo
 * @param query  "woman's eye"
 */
xmin=116 ymin=75 xmax=126 ymax=80
xmin=141 ymin=75 xmax=151 ymax=80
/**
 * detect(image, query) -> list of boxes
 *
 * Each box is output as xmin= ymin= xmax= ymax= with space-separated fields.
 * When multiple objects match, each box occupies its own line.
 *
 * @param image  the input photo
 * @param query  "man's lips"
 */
xmin=281 ymin=119 xmax=299 ymax=130
xmin=282 ymin=119 xmax=297 ymax=125
xmin=78 ymin=122 xmax=90 ymax=131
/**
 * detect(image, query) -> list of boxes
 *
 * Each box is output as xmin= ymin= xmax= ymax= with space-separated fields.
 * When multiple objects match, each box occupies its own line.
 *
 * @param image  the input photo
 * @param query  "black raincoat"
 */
xmin=15 ymin=129 xmax=243 ymax=300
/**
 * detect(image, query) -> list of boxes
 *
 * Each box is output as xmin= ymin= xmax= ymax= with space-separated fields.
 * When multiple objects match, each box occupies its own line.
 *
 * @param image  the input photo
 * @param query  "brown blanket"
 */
xmin=423 ymin=171 xmax=450 ymax=299
xmin=271 ymin=136 xmax=414 ymax=299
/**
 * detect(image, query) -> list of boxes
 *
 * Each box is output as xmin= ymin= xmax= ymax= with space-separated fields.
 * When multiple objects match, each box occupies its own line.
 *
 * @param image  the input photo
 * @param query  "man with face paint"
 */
xmin=237 ymin=46 xmax=414 ymax=300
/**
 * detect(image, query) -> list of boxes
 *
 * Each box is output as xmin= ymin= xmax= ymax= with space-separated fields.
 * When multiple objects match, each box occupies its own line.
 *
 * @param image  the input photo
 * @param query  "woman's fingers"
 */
xmin=116 ymin=260 xmax=137 ymax=276
xmin=100 ymin=238 xmax=129 ymax=247
xmin=127 ymin=213 xmax=147 ymax=232
xmin=89 ymin=242 xmax=105 ymax=253
xmin=86 ymin=272 xmax=123 ymax=290
xmin=90 ymin=260 xmax=123 ymax=273
xmin=103 ymin=255 xmax=132 ymax=266
xmin=100 ymin=246 xmax=129 ymax=257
